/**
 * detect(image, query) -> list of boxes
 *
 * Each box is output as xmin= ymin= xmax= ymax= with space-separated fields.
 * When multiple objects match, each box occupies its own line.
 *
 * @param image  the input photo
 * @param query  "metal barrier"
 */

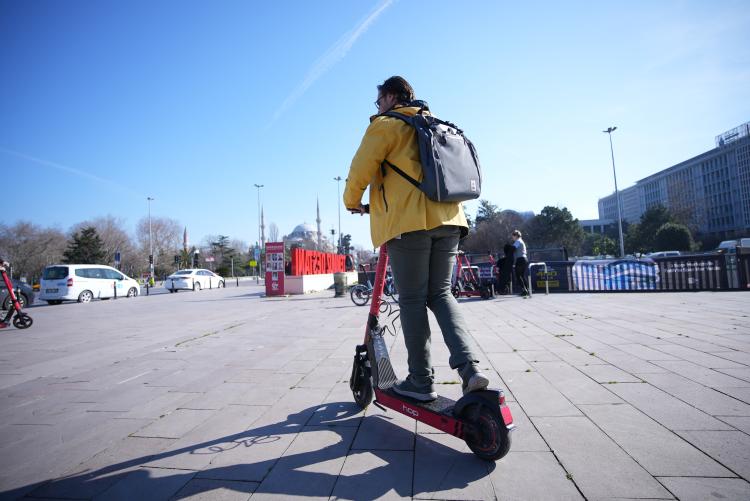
xmin=528 ymin=262 xmax=549 ymax=297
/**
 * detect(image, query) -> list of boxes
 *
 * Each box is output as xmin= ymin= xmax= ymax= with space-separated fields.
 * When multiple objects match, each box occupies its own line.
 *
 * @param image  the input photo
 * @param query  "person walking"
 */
xmin=511 ymin=230 xmax=529 ymax=296
xmin=343 ymin=76 xmax=490 ymax=402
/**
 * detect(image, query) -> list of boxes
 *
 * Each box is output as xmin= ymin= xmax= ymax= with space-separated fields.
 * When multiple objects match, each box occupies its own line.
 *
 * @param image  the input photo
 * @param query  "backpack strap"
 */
xmin=379 ymin=111 xmax=421 ymax=188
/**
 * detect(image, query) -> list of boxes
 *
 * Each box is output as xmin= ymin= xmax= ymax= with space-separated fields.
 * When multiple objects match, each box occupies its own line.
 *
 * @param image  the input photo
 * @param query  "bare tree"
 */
xmin=0 ymin=221 xmax=67 ymax=281
xmin=462 ymin=210 xmax=526 ymax=254
xmin=269 ymin=223 xmax=280 ymax=242
xmin=136 ymin=216 xmax=181 ymax=276
xmin=71 ymin=215 xmax=137 ymax=269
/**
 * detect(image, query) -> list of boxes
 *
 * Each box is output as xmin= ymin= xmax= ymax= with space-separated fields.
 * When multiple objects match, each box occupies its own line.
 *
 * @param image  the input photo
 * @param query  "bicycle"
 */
xmin=350 ymin=263 xmax=397 ymax=306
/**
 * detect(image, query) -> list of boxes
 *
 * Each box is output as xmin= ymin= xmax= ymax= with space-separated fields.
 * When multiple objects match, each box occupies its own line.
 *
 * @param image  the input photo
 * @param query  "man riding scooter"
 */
xmin=343 ymin=76 xmax=490 ymax=401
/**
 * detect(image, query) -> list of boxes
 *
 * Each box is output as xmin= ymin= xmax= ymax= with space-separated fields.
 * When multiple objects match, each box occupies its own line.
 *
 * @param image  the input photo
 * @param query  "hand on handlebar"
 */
xmin=348 ymin=204 xmax=369 ymax=215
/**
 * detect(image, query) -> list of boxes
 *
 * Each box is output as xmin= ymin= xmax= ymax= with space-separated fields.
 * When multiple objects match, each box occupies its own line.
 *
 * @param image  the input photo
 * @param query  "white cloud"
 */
xmin=271 ymin=0 xmax=395 ymax=123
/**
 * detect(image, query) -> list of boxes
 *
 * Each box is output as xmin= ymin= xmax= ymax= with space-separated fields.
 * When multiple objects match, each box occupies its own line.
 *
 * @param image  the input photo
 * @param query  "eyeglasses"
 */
xmin=374 ymin=96 xmax=383 ymax=109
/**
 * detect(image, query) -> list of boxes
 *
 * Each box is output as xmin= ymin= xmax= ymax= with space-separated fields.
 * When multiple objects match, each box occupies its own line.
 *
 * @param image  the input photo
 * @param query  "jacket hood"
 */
xmin=370 ymin=100 xmax=430 ymax=122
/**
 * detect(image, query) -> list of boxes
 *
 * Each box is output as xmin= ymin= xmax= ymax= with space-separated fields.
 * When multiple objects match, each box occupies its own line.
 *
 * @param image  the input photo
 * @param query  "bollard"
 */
xmin=209 ymin=278 xmax=212 ymax=289
xmin=333 ymin=272 xmax=347 ymax=297
xmin=236 ymin=277 xmax=239 ymax=287
xmin=192 ymin=278 xmax=195 ymax=291
xmin=113 ymin=281 xmax=117 ymax=299
xmin=146 ymin=283 xmax=149 ymax=296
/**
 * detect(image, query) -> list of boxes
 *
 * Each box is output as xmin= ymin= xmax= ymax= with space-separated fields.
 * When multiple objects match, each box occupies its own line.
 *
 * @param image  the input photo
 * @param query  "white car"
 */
xmin=39 ymin=264 xmax=140 ymax=304
xmin=164 ymin=269 xmax=224 ymax=292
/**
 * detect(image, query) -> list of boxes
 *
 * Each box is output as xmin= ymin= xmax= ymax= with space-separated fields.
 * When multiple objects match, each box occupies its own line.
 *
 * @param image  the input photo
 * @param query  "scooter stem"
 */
xmin=365 ymin=244 xmax=389 ymax=333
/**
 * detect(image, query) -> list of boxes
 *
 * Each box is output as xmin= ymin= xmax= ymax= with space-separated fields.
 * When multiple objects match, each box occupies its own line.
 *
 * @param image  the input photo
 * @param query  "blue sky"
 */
xmin=2 ymin=0 xmax=749 ymax=250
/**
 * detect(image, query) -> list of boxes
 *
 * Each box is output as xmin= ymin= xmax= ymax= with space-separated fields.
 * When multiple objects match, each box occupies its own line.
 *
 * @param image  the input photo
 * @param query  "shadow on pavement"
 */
xmin=2 ymin=402 xmax=492 ymax=500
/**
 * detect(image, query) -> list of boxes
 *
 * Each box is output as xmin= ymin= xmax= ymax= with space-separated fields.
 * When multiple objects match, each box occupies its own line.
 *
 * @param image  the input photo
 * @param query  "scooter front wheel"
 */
xmin=350 ymin=285 xmax=371 ymax=306
xmin=13 ymin=313 xmax=33 ymax=329
xmin=350 ymin=352 xmax=373 ymax=408
xmin=461 ymin=403 xmax=511 ymax=461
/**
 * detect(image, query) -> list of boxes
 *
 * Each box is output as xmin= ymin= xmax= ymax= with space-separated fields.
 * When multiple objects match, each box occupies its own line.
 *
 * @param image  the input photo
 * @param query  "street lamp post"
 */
xmin=603 ymin=127 xmax=625 ymax=258
xmin=254 ymin=184 xmax=263 ymax=280
xmin=334 ymin=176 xmax=343 ymax=253
xmin=147 ymin=196 xmax=154 ymax=283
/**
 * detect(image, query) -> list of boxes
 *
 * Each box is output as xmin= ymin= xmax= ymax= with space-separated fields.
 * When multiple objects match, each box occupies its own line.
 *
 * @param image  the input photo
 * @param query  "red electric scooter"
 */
xmin=0 ymin=259 xmax=33 ymax=329
xmin=349 ymin=206 xmax=513 ymax=460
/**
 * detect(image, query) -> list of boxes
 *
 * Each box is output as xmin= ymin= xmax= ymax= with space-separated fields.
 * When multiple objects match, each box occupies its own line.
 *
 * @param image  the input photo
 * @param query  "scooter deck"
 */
xmin=379 ymin=388 xmax=456 ymax=415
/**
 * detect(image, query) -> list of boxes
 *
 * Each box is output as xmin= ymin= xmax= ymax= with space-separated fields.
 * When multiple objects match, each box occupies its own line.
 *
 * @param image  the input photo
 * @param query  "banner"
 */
xmin=265 ymin=242 xmax=285 ymax=296
xmin=572 ymin=259 xmax=658 ymax=291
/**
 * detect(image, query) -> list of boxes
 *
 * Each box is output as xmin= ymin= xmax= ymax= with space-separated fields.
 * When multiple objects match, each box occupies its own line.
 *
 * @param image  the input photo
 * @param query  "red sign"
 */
xmin=290 ymin=248 xmax=346 ymax=276
xmin=265 ymin=242 xmax=285 ymax=296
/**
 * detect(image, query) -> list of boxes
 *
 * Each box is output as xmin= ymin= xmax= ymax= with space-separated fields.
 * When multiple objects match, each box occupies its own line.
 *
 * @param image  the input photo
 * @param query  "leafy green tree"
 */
xmin=63 ymin=227 xmax=106 ymax=264
xmin=341 ymin=234 xmax=352 ymax=254
xmin=523 ymin=206 xmax=585 ymax=255
xmin=474 ymin=200 xmax=499 ymax=226
xmin=654 ymin=222 xmax=694 ymax=251
xmin=626 ymin=205 xmax=675 ymax=253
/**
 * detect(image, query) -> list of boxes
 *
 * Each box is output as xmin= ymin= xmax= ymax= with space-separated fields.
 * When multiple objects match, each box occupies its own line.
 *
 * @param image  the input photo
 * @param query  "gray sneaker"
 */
xmin=460 ymin=365 xmax=490 ymax=394
xmin=392 ymin=377 xmax=437 ymax=402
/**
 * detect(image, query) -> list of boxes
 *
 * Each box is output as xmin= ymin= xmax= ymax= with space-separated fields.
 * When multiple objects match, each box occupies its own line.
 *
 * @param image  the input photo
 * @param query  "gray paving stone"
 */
xmin=412 ymin=432 xmax=496 ymax=500
xmin=654 ymin=360 xmax=750 ymax=388
xmin=677 ymin=430 xmax=750 ymax=481
xmin=606 ymin=382 xmax=733 ymax=430
xmin=489 ymin=451 xmax=584 ymax=501
xmin=253 ymin=425 xmax=356 ymax=500
xmin=595 ymin=349 xmax=671 ymax=374
xmin=30 ymin=436 xmax=176 ymax=499
xmin=486 ymin=352 xmax=533 ymax=372
xmin=651 ymin=344 xmax=746 ymax=369
xmin=502 ymin=370 xmax=582 ymax=417
xmin=351 ymin=406 xmax=416 ymax=451
xmin=636 ymin=371 xmax=750 ymax=417
xmin=133 ymin=408 xmax=217 ymax=439
xmin=579 ymin=403 xmax=733 ymax=476
xmin=657 ymin=476 xmax=750 ymax=501
xmin=577 ymin=363 xmax=642 ymax=383
xmin=94 ymin=466 xmax=195 ymax=501
xmin=718 ymin=416 xmax=750 ymax=434
xmin=516 ymin=349 xmax=560 ymax=362
xmin=715 ymin=386 xmax=750 ymax=404
xmin=330 ymin=450 xmax=412 ymax=500
xmin=717 ymin=367 xmax=750 ymax=383
xmin=531 ymin=361 xmax=623 ymax=404
xmin=532 ymin=416 xmax=672 ymax=499
xmin=171 ymin=478 xmax=257 ymax=500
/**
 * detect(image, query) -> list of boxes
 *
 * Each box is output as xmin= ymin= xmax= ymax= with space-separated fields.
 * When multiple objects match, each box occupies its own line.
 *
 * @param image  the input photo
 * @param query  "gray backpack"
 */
xmin=381 ymin=109 xmax=482 ymax=203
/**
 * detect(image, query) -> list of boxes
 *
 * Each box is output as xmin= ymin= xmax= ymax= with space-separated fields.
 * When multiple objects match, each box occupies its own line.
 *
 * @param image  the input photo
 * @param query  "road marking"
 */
xmin=117 ymin=371 xmax=152 ymax=385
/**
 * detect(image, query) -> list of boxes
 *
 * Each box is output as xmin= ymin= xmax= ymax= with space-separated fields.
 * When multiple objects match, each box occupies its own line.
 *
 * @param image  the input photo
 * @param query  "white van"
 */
xmin=39 ymin=264 xmax=140 ymax=304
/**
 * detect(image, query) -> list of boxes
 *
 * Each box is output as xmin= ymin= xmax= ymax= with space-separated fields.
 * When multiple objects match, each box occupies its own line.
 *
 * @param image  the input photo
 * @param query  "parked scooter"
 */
xmin=0 ymin=259 xmax=33 ymax=329
xmin=348 ymin=206 xmax=513 ymax=460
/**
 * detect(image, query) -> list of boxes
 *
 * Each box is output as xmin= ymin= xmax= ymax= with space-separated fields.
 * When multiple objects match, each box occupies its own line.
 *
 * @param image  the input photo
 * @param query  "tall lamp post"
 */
xmin=333 ymin=176 xmax=343 ymax=253
xmin=147 ymin=196 xmax=154 ymax=283
xmin=603 ymin=127 xmax=625 ymax=258
xmin=254 ymin=184 xmax=263 ymax=278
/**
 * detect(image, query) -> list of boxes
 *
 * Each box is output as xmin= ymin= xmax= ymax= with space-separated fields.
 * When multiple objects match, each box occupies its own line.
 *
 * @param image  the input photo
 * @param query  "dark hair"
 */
xmin=512 ymin=230 xmax=522 ymax=238
xmin=377 ymin=76 xmax=414 ymax=104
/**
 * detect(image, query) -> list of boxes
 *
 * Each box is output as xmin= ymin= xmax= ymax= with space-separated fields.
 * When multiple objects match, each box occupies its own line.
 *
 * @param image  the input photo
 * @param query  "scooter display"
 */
xmin=0 ymin=259 xmax=33 ymax=330
xmin=348 ymin=206 xmax=513 ymax=460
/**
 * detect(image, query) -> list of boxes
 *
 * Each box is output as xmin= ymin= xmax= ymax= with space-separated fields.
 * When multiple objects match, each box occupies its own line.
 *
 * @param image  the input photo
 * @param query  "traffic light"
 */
xmin=174 ymin=255 xmax=179 ymax=265
xmin=149 ymin=254 xmax=153 ymax=265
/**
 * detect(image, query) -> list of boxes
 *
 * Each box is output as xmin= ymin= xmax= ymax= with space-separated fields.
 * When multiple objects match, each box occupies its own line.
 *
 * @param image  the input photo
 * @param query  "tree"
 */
xmin=341 ymin=234 xmax=352 ymax=255
xmin=210 ymin=235 xmax=234 ymax=276
xmin=474 ymin=200 xmax=499 ymax=226
xmin=654 ymin=223 xmax=694 ymax=251
xmin=71 ymin=215 xmax=137 ymax=270
xmin=0 ymin=221 xmax=67 ymax=280
xmin=462 ymin=209 xmax=525 ymax=254
xmin=626 ymin=205 xmax=675 ymax=254
xmin=269 ymin=223 xmax=280 ymax=242
xmin=63 ymin=227 xmax=106 ymax=264
xmin=523 ymin=206 xmax=585 ymax=255
xmin=136 ymin=216 xmax=181 ymax=277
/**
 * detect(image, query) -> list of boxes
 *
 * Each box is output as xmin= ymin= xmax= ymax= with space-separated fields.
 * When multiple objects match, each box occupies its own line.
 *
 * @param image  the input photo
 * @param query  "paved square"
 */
xmin=1 ymin=285 xmax=749 ymax=500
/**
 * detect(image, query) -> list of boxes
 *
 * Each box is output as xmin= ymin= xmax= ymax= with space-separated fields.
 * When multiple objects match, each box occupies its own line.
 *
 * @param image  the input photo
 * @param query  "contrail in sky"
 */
xmin=0 ymin=146 xmax=140 ymax=197
xmin=271 ymin=0 xmax=395 ymax=123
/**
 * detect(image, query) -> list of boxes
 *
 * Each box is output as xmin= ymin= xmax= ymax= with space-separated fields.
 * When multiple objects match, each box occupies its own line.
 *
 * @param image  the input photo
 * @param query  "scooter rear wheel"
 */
xmin=461 ymin=403 xmax=511 ymax=461
xmin=13 ymin=313 xmax=33 ymax=329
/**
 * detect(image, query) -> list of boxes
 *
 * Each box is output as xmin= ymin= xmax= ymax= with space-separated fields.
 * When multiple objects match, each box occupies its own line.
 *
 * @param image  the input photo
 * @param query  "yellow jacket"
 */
xmin=344 ymin=105 xmax=468 ymax=248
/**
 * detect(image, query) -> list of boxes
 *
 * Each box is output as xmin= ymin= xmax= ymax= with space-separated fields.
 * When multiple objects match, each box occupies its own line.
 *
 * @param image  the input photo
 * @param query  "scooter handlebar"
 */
xmin=348 ymin=204 xmax=370 ymax=214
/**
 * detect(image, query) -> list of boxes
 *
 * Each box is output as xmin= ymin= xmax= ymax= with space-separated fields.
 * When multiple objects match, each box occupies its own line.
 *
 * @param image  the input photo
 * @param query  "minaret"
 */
xmin=316 ymin=198 xmax=322 ymax=250
xmin=183 ymin=227 xmax=188 ymax=252
xmin=261 ymin=206 xmax=266 ymax=245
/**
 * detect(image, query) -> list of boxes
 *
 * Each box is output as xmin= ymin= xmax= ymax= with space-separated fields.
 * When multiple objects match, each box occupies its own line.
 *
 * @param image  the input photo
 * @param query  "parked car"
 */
xmin=716 ymin=238 xmax=750 ymax=254
xmin=646 ymin=251 xmax=682 ymax=258
xmin=1 ymin=279 xmax=35 ymax=310
xmin=164 ymin=269 xmax=224 ymax=292
xmin=39 ymin=265 xmax=140 ymax=304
